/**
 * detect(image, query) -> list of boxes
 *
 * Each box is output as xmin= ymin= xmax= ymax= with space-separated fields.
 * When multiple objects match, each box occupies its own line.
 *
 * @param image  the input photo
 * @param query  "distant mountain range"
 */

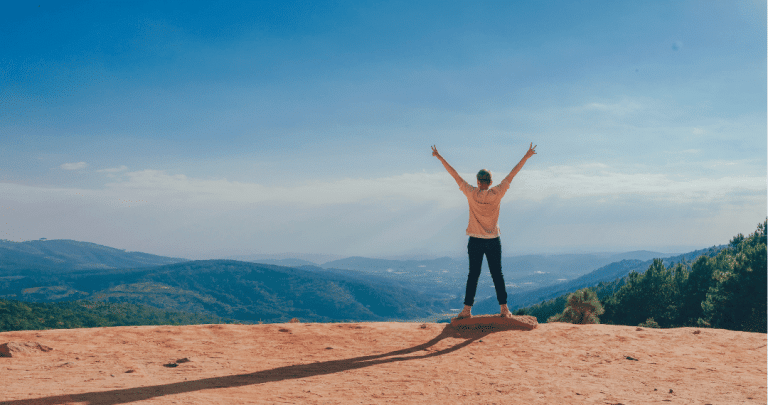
xmin=0 ymin=239 xmax=186 ymax=273
xmin=0 ymin=238 xmax=722 ymax=323
xmin=276 ymin=250 xmax=684 ymax=305
xmin=226 ymin=253 xmax=344 ymax=265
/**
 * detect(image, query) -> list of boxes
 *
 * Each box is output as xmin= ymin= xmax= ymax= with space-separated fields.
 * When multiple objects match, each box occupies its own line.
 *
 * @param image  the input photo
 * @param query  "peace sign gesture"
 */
xmin=525 ymin=142 xmax=537 ymax=158
xmin=431 ymin=145 xmax=442 ymax=159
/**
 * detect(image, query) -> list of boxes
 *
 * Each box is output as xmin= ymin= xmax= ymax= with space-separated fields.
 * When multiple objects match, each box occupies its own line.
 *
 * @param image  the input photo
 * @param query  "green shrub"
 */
xmin=547 ymin=288 xmax=604 ymax=324
xmin=638 ymin=317 xmax=660 ymax=328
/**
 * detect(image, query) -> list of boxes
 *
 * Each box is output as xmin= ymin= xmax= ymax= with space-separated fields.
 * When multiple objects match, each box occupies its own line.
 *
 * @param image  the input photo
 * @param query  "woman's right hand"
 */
xmin=431 ymin=145 xmax=442 ymax=159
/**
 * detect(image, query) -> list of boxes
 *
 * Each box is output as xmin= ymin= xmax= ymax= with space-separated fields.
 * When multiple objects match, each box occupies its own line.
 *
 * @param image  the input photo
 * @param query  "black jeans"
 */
xmin=464 ymin=236 xmax=508 ymax=306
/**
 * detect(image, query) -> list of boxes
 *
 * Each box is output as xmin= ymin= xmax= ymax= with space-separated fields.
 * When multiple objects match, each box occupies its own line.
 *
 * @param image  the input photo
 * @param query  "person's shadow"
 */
xmin=1 ymin=323 xmax=518 ymax=405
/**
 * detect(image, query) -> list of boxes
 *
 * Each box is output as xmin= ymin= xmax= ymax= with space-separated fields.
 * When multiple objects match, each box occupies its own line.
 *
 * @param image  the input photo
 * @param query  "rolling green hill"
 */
xmin=0 ymin=239 xmax=187 ymax=273
xmin=0 ymin=260 xmax=451 ymax=323
xmin=0 ymin=298 xmax=232 ymax=332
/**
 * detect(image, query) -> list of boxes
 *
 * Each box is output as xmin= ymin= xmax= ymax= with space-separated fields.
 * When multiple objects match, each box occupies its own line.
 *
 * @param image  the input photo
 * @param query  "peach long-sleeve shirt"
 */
xmin=455 ymin=176 xmax=512 ymax=239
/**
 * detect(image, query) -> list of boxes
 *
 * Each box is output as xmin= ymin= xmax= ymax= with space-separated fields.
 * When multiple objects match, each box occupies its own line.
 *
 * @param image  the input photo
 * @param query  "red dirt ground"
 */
xmin=1 ymin=322 xmax=766 ymax=404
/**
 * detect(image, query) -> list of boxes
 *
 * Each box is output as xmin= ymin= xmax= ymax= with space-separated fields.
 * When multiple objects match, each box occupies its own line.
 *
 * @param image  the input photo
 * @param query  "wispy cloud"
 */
xmin=95 ymin=165 xmax=766 ymax=209
xmin=60 ymin=162 xmax=87 ymax=170
xmin=105 ymin=169 xmax=466 ymax=208
xmin=577 ymin=99 xmax=645 ymax=116
xmin=97 ymin=165 xmax=128 ymax=173
xmin=514 ymin=164 xmax=765 ymax=203
xmin=96 ymin=165 xmax=129 ymax=178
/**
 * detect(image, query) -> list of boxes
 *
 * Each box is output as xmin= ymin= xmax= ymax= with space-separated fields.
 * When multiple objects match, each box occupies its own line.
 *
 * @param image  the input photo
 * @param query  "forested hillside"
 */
xmin=518 ymin=220 xmax=767 ymax=333
xmin=0 ymin=260 xmax=450 ymax=324
xmin=0 ymin=298 xmax=230 ymax=332
xmin=471 ymin=246 xmax=722 ymax=316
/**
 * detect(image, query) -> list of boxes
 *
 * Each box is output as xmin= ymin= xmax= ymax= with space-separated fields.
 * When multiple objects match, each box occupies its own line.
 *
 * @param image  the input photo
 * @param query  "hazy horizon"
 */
xmin=2 ymin=1 xmax=765 ymax=259
xmin=2 ymin=236 xmax=711 ymax=264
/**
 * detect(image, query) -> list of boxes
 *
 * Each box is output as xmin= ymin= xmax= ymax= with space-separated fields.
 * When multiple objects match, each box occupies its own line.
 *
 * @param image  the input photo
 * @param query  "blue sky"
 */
xmin=1 ymin=0 xmax=765 ymax=259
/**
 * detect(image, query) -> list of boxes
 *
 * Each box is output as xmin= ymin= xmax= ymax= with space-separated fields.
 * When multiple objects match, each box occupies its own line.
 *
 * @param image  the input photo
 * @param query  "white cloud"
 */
xmin=576 ymin=99 xmax=644 ymax=116
xmin=60 ymin=162 xmax=87 ymax=170
xmin=85 ymin=165 xmax=765 ymax=210
xmin=97 ymin=165 xmax=128 ymax=173
xmin=512 ymin=163 xmax=766 ymax=203
xmin=104 ymin=169 xmax=466 ymax=208
xmin=18 ymin=165 xmax=768 ymax=211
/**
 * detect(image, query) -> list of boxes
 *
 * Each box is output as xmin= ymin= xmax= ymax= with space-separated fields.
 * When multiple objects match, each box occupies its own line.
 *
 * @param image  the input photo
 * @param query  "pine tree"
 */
xmin=700 ymin=220 xmax=767 ymax=332
xmin=678 ymin=255 xmax=717 ymax=326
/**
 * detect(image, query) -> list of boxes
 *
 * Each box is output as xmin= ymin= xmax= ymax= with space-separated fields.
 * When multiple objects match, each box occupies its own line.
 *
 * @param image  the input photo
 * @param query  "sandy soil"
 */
xmin=1 ymin=321 xmax=765 ymax=404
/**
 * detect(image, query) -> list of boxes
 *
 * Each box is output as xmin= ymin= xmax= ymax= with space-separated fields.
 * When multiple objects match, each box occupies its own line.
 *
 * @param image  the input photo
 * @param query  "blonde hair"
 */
xmin=476 ymin=169 xmax=492 ymax=185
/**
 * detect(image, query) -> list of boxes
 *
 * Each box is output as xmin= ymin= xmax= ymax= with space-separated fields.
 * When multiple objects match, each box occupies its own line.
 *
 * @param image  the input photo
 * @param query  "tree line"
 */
xmin=521 ymin=220 xmax=766 ymax=333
